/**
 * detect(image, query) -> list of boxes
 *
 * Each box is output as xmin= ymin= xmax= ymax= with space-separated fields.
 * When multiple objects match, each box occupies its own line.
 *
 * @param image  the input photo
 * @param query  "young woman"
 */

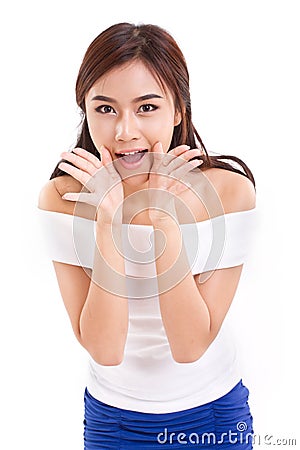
xmin=38 ymin=23 xmax=257 ymax=449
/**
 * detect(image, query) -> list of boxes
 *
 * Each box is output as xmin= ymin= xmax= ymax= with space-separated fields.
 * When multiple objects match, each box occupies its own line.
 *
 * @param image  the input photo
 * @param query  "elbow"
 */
xmin=92 ymin=356 xmax=124 ymax=366
xmin=173 ymin=351 xmax=205 ymax=364
xmin=78 ymin=329 xmax=127 ymax=367
xmin=86 ymin=346 xmax=125 ymax=367
xmin=171 ymin=340 xmax=213 ymax=364
xmin=93 ymin=352 xmax=124 ymax=366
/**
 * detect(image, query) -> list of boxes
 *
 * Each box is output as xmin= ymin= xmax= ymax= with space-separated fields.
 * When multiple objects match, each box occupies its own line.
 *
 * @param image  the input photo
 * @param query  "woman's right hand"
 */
xmin=58 ymin=146 xmax=124 ymax=224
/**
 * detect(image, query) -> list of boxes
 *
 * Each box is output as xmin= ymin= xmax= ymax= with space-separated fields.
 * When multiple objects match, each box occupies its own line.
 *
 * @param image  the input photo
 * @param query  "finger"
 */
xmin=98 ymin=146 xmax=121 ymax=180
xmin=164 ymin=148 xmax=204 ymax=173
xmin=61 ymin=191 xmax=92 ymax=203
xmin=161 ymin=153 xmax=188 ymax=172
xmin=172 ymin=159 xmax=203 ymax=180
xmin=72 ymin=147 xmax=102 ymax=169
xmin=60 ymin=150 xmax=99 ymax=176
xmin=153 ymin=142 xmax=178 ymax=168
xmin=58 ymin=162 xmax=91 ymax=186
xmin=150 ymin=142 xmax=165 ymax=172
xmin=171 ymin=145 xmax=191 ymax=156
xmin=62 ymin=189 xmax=109 ymax=209
xmin=151 ymin=141 xmax=164 ymax=160
xmin=179 ymin=148 xmax=203 ymax=161
xmin=100 ymin=145 xmax=114 ymax=166
xmin=161 ymin=145 xmax=193 ymax=167
xmin=163 ymin=148 xmax=202 ymax=166
xmin=152 ymin=141 xmax=164 ymax=154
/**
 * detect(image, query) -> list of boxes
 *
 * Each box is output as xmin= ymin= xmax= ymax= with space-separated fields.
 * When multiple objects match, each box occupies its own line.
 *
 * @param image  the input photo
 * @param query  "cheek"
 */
xmin=86 ymin=114 xmax=110 ymax=149
xmin=144 ymin=116 xmax=175 ymax=146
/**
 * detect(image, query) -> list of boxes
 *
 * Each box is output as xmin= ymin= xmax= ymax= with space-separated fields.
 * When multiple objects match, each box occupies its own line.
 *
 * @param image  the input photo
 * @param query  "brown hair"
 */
xmin=50 ymin=22 xmax=255 ymax=188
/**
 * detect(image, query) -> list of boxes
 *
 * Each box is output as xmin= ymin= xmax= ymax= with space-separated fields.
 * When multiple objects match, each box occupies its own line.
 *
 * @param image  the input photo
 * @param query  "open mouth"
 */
xmin=115 ymin=149 xmax=148 ymax=164
xmin=116 ymin=149 xmax=148 ymax=169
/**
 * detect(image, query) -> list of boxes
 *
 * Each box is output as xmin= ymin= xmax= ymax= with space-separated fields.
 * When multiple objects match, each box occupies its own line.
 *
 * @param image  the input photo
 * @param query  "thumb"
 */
xmin=150 ymin=141 xmax=165 ymax=172
xmin=152 ymin=142 xmax=164 ymax=165
xmin=152 ymin=141 xmax=164 ymax=154
xmin=99 ymin=145 xmax=112 ymax=166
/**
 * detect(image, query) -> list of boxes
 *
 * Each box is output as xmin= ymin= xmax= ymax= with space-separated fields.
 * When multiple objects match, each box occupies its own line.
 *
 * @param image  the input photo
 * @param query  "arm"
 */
xmin=79 ymin=220 xmax=128 ymax=366
xmin=39 ymin=178 xmax=128 ymax=366
xmin=153 ymin=172 xmax=256 ymax=363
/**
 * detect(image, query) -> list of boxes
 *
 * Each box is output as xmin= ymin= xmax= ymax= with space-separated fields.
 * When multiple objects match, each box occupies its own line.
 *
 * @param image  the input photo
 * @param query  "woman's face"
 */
xmin=85 ymin=60 xmax=181 ymax=188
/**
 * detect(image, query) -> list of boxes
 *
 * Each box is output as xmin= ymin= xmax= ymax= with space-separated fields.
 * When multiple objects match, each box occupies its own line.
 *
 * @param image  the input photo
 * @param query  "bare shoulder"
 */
xmin=38 ymin=175 xmax=96 ymax=219
xmin=202 ymin=167 xmax=256 ymax=213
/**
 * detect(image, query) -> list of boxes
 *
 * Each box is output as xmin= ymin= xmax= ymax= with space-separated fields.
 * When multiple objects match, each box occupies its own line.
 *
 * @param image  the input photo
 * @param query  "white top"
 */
xmin=37 ymin=207 xmax=257 ymax=413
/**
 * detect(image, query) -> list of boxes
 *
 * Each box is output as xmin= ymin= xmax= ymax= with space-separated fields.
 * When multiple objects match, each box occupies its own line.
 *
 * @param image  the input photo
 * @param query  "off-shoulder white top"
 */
xmin=37 ymin=207 xmax=257 ymax=413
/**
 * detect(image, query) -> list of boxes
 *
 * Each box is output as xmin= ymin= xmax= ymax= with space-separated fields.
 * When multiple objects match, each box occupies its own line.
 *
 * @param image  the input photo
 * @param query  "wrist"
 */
xmin=149 ymin=203 xmax=178 ymax=225
xmin=96 ymin=218 xmax=123 ymax=231
xmin=96 ymin=209 xmax=123 ymax=227
xmin=151 ymin=213 xmax=179 ymax=229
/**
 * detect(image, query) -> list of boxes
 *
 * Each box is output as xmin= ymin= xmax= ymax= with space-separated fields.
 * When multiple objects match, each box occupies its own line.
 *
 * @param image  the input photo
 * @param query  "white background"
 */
xmin=1 ymin=1 xmax=299 ymax=448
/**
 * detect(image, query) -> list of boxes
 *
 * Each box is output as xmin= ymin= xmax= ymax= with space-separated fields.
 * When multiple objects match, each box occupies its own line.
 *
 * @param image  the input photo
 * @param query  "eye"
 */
xmin=95 ymin=105 xmax=116 ymax=114
xmin=138 ymin=104 xmax=158 ymax=113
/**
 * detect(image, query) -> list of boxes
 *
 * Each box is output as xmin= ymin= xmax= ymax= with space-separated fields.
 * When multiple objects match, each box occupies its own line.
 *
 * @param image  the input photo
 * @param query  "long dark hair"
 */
xmin=50 ymin=22 xmax=255 ymax=188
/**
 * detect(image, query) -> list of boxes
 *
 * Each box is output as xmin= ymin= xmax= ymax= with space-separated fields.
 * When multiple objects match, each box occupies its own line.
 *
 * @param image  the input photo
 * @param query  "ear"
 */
xmin=174 ymin=109 xmax=182 ymax=127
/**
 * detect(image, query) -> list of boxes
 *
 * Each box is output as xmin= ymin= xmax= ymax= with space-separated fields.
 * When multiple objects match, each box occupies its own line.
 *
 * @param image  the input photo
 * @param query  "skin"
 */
xmin=45 ymin=58 xmax=256 ymax=365
xmin=85 ymin=60 xmax=186 ymax=192
xmin=59 ymin=60 xmax=203 ymax=223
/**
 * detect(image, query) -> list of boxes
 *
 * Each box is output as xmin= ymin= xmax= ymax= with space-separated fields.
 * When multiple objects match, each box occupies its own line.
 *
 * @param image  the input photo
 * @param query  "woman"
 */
xmin=38 ymin=23 xmax=257 ymax=449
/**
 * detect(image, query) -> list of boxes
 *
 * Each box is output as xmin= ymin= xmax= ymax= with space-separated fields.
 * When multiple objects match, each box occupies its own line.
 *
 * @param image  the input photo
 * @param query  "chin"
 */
xmin=123 ymin=173 xmax=150 ymax=187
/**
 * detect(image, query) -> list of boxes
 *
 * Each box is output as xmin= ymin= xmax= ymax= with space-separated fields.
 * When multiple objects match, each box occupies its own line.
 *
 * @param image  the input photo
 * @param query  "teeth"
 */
xmin=119 ymin=150 xmax=141 ymax=156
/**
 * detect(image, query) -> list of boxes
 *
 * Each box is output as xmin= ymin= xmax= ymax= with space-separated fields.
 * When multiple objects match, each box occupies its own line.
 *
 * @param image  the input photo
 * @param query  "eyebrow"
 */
xmin=91 ymin=93 xmax=163 ymax=103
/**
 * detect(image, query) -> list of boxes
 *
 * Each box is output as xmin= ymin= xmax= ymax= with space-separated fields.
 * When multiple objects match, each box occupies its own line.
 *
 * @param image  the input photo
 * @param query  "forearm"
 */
xmin=153 ymin=217 xmax=211 ymax=363
xmin=79 ymin=221 xmax=128 ymax=365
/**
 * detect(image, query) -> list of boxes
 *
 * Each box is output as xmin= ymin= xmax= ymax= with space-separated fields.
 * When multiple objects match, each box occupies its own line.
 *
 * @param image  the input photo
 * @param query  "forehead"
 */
xmin=86 ymin=60 xmax=171 ymax=101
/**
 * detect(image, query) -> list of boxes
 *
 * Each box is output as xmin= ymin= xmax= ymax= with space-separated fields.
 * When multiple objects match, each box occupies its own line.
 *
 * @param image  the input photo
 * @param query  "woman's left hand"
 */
xmin=148 ymin=142 xmax=203 ymax=223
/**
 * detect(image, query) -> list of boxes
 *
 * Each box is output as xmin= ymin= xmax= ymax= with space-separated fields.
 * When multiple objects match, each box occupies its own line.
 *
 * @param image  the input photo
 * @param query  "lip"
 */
xmin=115 ymin=148 xmax=148 ymax=156
xmin=114 ymin=149 xmax=149 ymax=170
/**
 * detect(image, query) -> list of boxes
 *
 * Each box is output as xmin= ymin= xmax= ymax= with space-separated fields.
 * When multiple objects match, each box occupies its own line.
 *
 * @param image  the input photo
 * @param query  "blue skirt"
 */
xmin=83 ymin=380 xmax=254 ymax=449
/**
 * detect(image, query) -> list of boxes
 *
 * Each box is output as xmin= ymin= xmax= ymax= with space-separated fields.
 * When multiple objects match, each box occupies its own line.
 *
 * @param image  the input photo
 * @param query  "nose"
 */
xmin=115 ymin=112 xmax=140 ymax=142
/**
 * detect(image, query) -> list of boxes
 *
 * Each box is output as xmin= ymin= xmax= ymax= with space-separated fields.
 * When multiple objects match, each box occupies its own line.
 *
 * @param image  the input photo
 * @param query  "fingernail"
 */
xmin=174 ymin=145 xmax=190 ymax=155
xmin=190 ymin=159 xmax=202 ymax=167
